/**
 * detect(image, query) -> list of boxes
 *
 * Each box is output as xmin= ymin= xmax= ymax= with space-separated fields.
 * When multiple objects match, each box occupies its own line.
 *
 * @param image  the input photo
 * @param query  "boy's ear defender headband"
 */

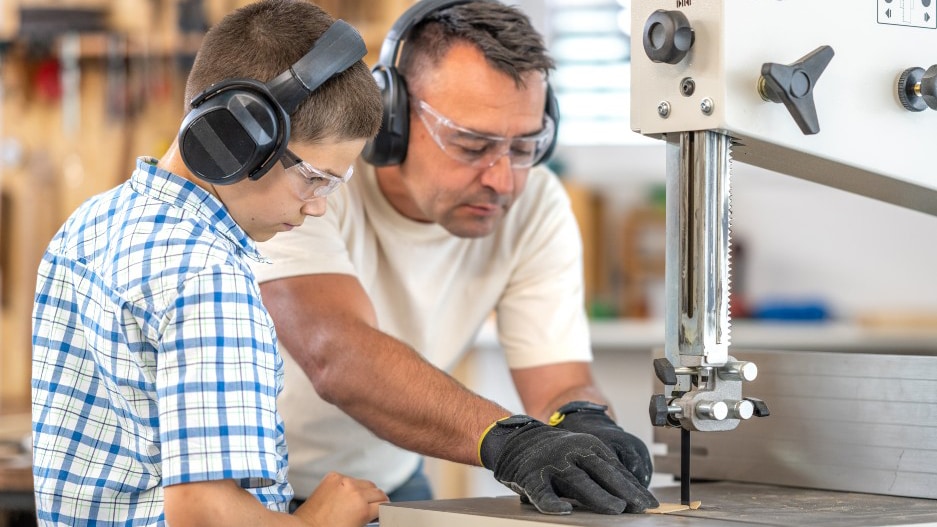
xmin=179 ymin=19 xmax=366 ymax=185
xmin=362 ymin=0 xmax=559 ymax=167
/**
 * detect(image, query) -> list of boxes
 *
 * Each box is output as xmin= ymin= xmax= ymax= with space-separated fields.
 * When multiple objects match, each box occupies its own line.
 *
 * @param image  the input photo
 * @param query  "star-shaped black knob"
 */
xmin=758 ymin=46 xmax=835 ymax=135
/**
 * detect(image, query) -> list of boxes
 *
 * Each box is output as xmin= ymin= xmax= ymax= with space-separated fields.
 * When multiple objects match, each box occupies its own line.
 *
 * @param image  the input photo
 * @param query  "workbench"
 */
xmin=379 ymin=482 xmax=937 ymax=526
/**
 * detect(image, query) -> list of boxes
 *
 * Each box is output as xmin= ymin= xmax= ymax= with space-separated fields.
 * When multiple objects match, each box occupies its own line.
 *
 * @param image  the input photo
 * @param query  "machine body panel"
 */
xmin=631 ymin=0 xmax=937 ymax=215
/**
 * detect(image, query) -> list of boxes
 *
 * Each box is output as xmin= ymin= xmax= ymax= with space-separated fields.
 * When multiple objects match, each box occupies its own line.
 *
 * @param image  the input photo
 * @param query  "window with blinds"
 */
xmin=548 ymin=0 xmax=649 ymax=145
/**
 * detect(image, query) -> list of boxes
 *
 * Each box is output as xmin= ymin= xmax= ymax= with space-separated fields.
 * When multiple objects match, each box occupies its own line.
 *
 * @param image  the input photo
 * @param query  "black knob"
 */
xmin=898 ymin=65 xmax=937 ymax=112
xmin=922 ymin=66 xmax=937 ymax=108
xmin=759 ymin=45 xmax=835 ymax=135
xmin=653 ymin=358 xmax=678 ymax=386
xmin=745 ymin=397 xmax=771 ymax=418
xmin=643 ymin=10 xmax=695 ymax=64
xmin=649 ymin=394 xmax=671 ymax=427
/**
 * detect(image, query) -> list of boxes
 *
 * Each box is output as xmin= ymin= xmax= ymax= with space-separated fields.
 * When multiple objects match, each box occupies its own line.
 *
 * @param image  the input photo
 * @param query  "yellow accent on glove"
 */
xmin=548 ymin=411 xmax=566 ymax=426
xmin=477 ymin=416 xmax=510 ymax=466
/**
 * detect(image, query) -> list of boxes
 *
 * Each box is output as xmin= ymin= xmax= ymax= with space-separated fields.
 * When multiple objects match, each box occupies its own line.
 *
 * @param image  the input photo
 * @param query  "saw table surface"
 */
xmin=379 ymin=482 xmax=937 ymax=527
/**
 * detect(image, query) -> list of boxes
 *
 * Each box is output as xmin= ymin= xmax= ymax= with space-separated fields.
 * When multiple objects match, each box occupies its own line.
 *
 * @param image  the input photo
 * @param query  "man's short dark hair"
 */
xmin=397 ymin=1 xmax=555 ymax=92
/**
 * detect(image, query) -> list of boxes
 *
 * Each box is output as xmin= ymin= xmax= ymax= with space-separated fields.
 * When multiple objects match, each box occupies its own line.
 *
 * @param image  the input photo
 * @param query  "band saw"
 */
xmin=380 ymin=1 xmax=937 ymax=524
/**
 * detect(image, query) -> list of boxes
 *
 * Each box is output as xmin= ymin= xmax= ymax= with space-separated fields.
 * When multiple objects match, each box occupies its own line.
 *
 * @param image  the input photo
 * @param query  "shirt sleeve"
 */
xmin=156 ymin=264 xmax=282 ymax=488
xmin=252 ymin=188 xmax=357 ymax=284
xmin=496 ymin=171 xmax=593 ymax=369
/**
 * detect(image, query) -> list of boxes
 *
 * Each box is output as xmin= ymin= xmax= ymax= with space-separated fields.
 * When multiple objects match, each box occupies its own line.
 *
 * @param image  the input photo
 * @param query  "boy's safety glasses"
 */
xmin=414 ymin=99 xmax=554 ymax=170
xmin=280 ymin=149 xmax=353 ymax=200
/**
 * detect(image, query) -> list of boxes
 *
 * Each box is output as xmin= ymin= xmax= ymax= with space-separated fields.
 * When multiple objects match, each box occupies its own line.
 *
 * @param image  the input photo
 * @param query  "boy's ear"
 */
xmin=178 ymin=79 xmax=289 ymax=187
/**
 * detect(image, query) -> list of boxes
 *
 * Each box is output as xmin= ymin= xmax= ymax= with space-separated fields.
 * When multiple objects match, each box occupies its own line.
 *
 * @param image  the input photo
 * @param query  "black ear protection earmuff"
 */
xmin=179 ymin=19 xmax=367 ymax=185
xmin=362 ymin=0 xmax=559 ymax=167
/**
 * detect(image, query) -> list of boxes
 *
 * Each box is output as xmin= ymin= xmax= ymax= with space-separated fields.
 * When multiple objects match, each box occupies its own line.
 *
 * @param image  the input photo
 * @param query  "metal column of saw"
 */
xmin=649 ymin=132 xmax=768 ymax=501
xmin=655 ymin=131 xmax=762 ymax=433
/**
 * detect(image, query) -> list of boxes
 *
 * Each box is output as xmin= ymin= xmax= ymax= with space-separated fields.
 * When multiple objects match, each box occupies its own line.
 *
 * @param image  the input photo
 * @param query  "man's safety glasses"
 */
xmin=280 ymin=149 xmax=353 ymax=200
xmin=414 ymin=99 xmax=554 ymax=170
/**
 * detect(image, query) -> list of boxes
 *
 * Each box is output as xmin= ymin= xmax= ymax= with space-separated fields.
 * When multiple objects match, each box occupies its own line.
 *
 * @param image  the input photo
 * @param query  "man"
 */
xmin=256 ymin=0 xmax=658 ymax=515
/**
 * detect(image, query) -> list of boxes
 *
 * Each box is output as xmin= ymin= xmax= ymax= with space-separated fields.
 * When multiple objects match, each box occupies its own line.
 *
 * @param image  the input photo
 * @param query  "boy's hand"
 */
xmin=293 ymin=472 xmax=388 ymax=527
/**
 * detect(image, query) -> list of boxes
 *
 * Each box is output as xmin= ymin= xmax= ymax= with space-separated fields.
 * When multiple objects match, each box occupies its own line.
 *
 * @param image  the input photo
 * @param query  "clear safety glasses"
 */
xmin=280 ymin=149 xmax=353 ymax=200
xmin=414 ymin=99 xmax=554 ymax=170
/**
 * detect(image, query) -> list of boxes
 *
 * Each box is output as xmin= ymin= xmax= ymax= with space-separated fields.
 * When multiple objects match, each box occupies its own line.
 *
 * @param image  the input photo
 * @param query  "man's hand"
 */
xmin=551 ymin=401 xmax=654 ymax=488
xmin=479 ymin=416 xmax=658 ymax=515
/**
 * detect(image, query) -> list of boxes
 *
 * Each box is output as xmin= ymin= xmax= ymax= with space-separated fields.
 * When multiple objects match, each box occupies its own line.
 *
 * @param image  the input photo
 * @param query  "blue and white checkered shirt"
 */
xmin=32 ymin=157 xmax=292 ymax=526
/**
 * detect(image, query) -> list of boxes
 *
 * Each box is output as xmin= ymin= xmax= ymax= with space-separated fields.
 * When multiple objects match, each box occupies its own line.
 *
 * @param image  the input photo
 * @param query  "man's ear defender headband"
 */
xmin=179 ymin=19 xmax=366 ymax=185
xmin=361 ymin=0 xmax=559 ymax=167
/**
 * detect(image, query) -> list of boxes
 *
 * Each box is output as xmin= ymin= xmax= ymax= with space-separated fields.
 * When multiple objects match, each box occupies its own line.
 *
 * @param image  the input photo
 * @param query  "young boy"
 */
xmin=30 ymin=1 xmax=386 ymax=525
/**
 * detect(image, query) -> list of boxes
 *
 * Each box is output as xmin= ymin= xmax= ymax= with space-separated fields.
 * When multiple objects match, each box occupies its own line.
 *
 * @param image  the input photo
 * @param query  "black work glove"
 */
xmin=551 ymin=401 xmax=655 ymax=489
xmin=479 ymin=415 xmax=658 ymax=515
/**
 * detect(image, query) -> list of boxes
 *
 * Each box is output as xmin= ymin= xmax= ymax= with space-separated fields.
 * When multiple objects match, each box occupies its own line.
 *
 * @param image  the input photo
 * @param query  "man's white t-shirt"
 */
xmin=254 ymin=161 xmax=592 ymax=496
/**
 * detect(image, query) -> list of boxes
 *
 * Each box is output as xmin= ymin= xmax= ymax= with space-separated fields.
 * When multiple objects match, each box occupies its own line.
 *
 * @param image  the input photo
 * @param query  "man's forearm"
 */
xmin=511 ymin=362 xmax=616 ymax=422
xmin=536 ymin=385 xmax=613 ymax=421
xmin=292 ymin=315 xmax=510 ymax=466
xmin=261 ymin=274 xmax=511 ymax=466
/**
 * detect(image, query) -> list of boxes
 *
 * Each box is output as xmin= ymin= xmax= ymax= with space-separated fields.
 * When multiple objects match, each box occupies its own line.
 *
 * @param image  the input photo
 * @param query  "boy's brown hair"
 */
xmin=185 ymin=0 xmax=382 ymax=142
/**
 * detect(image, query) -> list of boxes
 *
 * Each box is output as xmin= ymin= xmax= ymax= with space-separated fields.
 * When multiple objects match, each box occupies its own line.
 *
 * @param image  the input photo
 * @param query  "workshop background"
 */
xmin=2 ymin=0 xmax=937 ymax=521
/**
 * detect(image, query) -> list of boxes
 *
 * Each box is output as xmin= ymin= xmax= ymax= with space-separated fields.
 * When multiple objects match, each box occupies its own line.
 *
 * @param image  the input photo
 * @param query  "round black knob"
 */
xmin=898 ymin=65 xmax=937 ymax=112
xmin=898 ymin=67 xmax=927 ymax=112
xmin=643 ymin=10 xmax=695 ymax=65
xmin=649 ymin=394 xmax=671 ymax=427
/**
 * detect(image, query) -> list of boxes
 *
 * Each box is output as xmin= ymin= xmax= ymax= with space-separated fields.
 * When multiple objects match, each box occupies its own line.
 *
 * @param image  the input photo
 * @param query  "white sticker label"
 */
xmin=878 ymin=0 xmax=936 ymax=29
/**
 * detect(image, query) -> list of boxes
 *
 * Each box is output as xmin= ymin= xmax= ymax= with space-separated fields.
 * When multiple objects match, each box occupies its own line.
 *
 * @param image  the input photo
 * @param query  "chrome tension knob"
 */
xmin=696 ymin=401 xmax=728 ymax=421
xmin=731 ymin=399 xmax=755 ymax=420
xmin=718 ymin=361 xmax=758 ymax=382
